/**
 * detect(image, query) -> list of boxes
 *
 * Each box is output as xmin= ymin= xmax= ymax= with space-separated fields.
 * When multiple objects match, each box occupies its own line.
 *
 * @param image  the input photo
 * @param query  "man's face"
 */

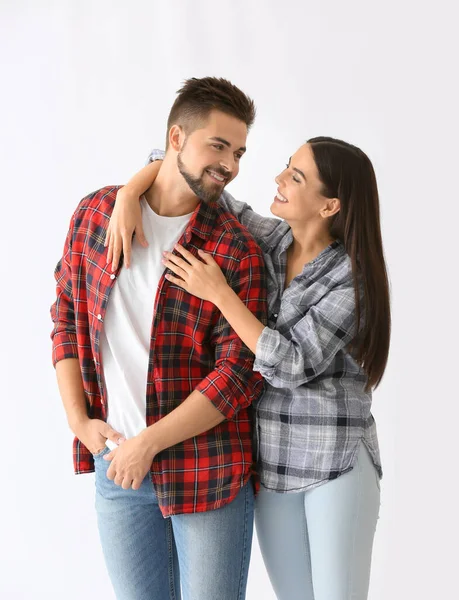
xmin=176 ymin=110 xmax=248 ymax=202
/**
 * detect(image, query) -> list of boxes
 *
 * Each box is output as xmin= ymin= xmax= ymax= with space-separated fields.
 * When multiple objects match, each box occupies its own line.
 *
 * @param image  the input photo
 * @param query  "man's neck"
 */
xmin=144 ymin=158 xmax=199 ymax=217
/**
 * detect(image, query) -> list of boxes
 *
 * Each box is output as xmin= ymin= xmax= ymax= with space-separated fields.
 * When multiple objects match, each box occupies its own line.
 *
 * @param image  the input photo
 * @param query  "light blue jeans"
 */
xmin=255 ymin=442 xmax=381 ymax=600
xmin=94 ymin=447 xmax=254 ymax=600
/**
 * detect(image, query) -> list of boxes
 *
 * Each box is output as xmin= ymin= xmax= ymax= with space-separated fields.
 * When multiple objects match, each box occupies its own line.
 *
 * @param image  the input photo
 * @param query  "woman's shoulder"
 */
xmin=310 ymin=242 xmax=353 ymax=284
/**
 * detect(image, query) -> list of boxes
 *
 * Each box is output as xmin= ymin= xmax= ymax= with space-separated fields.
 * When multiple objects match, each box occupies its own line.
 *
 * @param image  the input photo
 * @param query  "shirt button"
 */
xmin=110 ymin=274 xmax=116 ymax=280
xmin=274 ymin=313 xmax=278 ymax=317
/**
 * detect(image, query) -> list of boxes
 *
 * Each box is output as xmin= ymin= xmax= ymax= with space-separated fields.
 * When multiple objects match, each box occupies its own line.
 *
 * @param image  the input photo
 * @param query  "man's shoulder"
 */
xmin=213 ymin=204 xmax=263 ymax=255
xmin=73 ymin=185 xmax=121 ymax=224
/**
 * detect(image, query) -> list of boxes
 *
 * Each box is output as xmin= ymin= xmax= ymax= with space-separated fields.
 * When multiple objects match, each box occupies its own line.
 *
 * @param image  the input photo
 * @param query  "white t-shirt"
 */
xmin=100 ymin=196 xmax=193 ymax=439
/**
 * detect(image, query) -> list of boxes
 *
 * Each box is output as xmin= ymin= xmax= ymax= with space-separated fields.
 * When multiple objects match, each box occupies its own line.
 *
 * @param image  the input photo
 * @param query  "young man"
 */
xmin=50 ymin=77 xmax=267 ymax=600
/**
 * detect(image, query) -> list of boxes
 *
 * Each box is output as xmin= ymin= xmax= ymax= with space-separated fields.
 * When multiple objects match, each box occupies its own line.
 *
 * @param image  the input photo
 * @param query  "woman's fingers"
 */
xmin=162 ymin=255 xmax=189 ymax=278
xmin=164 ymin=273 xmax=187 ymax=289
xmin=197 ymin=249 xmax=217 ymax=265
xmin=163 ymin=251 xmax=193 ymax=271
xmin=106 ymin=232 xmax=113 ymax=264
xmin=122 ymin=232 xmax=132 ymax=269
xmin=136 ymin=224 xmax=148 ymax=248
xmin=111 ymin=237 xmax=122 ymax=272
xmin=174 ymin=244 xmax=200 ymax=265
xmin=106 ymin=229 xmax=146 ymax=271
xmin=104 ymin=226 xmax=111 ymax=248
xmin=176 ymin=244 xmax=216 ymax=268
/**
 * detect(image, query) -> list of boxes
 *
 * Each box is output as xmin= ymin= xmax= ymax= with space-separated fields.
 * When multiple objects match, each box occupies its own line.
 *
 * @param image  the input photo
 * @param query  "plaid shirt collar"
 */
xmin=185 ymin=199 xmax=217 ymax=241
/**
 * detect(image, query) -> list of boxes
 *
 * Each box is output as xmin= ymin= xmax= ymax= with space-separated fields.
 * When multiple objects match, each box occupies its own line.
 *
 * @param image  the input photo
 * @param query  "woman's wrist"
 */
xmin=214 ymin=284 xmax=236 ymax=312
xmin=119 ymin=185 xmax=143 ymax=203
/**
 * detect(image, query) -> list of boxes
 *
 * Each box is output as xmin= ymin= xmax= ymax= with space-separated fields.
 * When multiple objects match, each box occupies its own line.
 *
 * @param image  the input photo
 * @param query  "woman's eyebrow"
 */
xmin=288 ymin=158 xmax=306 ymax=180
xmin=293 ymin=167 xmax=306 ymax=180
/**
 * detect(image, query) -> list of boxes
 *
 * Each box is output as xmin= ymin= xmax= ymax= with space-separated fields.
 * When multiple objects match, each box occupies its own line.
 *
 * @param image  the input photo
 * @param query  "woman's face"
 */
xmin=270 ymin=143 xmax=334 ymax=226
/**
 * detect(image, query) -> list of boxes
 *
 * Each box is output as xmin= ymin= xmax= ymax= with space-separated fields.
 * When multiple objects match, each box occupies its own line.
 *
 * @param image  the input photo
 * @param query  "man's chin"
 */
xmin=201 ymin=183 xmax=225 ymax=202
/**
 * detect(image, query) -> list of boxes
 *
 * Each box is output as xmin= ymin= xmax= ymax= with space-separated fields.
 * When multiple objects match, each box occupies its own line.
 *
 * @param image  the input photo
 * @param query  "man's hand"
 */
xmin=103 ymin=434 xmax=156 ymax=490
xmin=72 ymin=418 xmax=125 ymax=455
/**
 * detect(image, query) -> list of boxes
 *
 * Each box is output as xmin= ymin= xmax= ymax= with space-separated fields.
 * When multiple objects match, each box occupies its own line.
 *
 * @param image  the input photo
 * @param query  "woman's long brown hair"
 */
xmin=308 ymin=137 xmax=391 ymax=389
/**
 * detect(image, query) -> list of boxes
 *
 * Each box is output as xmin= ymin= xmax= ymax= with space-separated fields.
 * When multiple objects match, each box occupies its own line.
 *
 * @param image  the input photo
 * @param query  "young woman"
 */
xmin=105 ymin=137 xmax=391 ymax=600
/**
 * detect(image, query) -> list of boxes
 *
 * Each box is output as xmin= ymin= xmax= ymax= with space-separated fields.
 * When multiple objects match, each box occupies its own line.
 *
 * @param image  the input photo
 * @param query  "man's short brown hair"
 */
xmin=166 ymin=77 xmax=256 ymax=147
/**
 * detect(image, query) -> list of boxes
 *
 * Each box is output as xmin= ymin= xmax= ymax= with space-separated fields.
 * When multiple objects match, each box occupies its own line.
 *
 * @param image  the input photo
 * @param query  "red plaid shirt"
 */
xmin=51 ymin=186 xmax=267 ymax=517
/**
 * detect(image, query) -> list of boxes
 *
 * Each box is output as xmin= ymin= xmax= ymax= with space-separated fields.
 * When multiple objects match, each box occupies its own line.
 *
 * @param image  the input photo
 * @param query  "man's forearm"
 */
xmin=140 ymin=390 xmax=225 ymax=454
xmin=55 ymin=358 xmax=89 ymax=431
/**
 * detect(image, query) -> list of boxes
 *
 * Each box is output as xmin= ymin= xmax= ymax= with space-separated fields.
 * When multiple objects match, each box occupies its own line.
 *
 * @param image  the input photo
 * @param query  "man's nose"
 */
xmin=219 ymin=153 xmax=235 ymax=174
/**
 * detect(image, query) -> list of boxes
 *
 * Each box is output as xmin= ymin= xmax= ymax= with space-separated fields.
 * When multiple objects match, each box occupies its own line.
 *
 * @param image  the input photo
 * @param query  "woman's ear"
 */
xmin=320 ymin=197 xmax=340 ymax=219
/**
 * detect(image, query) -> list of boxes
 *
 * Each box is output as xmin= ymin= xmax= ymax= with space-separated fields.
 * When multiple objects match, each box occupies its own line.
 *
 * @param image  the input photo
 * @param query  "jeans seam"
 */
xmin=301 ymin=498 xmax=314 ymax=598
xmin=347 ymin=445 xmax=363 ymax=598
xmin=166 ymin=517 xmax=177 ymax=600
xmin=237 ymin=484 xmax=250 ymax=600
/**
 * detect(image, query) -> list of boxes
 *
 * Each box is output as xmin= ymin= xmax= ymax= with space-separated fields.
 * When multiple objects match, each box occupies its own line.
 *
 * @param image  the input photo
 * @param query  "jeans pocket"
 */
xmin=92 ymin=445 xmax=110 ymax=459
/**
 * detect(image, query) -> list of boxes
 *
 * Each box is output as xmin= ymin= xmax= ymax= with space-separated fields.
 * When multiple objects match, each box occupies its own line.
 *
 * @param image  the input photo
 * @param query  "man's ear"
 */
xmin=320 ymin=197 xmax=340 ymax=219
xmin=168 ymin=125 xmax=185 ymax=152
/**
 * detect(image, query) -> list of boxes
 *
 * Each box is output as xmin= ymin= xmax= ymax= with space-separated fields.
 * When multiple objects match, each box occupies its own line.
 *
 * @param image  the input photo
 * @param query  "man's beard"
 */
xmin=177 ymin=152 xmax=229 ymax=203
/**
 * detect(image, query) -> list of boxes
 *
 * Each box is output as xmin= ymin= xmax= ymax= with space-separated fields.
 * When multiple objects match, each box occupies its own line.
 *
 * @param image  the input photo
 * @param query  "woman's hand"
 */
xmin=162 ymin=244 xmax=230 ymax=305
xmin=105 ymin=187 xmax=147 ymax=271
xmin=104 ymin=160 xmax=163 ymax=271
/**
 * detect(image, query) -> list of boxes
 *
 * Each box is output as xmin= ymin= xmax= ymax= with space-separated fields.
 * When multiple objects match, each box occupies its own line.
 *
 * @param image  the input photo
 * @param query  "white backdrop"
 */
xmin=1 ymin=1 xmax=458 ymax=599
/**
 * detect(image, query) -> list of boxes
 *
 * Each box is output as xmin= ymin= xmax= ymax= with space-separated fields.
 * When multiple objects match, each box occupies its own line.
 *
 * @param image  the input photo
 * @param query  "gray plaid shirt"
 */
xmin=149 ymin=150 xmax=382 ymax=492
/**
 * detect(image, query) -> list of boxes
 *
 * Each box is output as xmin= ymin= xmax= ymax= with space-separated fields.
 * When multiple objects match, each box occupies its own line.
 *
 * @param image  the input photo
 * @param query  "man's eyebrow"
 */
xmin=210 ymin=137 xmax=246 ymax=153
xmin=288 ymin=157 xmax=306 ymax=180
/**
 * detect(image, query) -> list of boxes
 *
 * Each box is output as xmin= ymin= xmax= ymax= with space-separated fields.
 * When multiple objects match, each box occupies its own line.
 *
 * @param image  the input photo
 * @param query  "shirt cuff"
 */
xmin=195 ymin=368 xmax=262 ymax=421
xmin=195 ymin=373 xmax=239 ymax=420
xmin=253 ymin=326 xmax=286 ymax=378
xmin=146 ymin=149 xmax=166 ymax=164
xmin=52 ymin=332 xmax=79 ymax=367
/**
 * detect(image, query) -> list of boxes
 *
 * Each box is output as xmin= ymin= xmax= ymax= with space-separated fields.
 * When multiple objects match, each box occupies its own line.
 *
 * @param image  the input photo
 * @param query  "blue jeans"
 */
xmin=255 ymin=442 xmax=381 ymax=600
xmin=94 ymin=447 xmax=254 ymax=600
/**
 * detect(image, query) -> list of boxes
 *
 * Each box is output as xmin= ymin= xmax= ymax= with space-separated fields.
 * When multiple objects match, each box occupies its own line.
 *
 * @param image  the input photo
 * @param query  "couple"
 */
xmin=51 ymin=77 xmax=390 ymax=600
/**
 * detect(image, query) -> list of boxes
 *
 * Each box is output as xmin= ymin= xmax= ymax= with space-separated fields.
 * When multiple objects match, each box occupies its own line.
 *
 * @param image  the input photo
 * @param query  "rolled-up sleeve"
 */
xmin=253 ymin=285 xmax=357 ymax=389
xmin=196 ymin=246 xmax=268 ymax=419
xmin=50 ymin=216 xmax=79 ymax=367
xmin=147 ymin=148 xmax=165 ymax=164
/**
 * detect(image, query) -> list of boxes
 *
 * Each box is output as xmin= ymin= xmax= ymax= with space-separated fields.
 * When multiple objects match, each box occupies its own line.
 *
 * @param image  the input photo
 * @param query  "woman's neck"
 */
xmin=288 ymin=221 xmax=335 ymax=265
